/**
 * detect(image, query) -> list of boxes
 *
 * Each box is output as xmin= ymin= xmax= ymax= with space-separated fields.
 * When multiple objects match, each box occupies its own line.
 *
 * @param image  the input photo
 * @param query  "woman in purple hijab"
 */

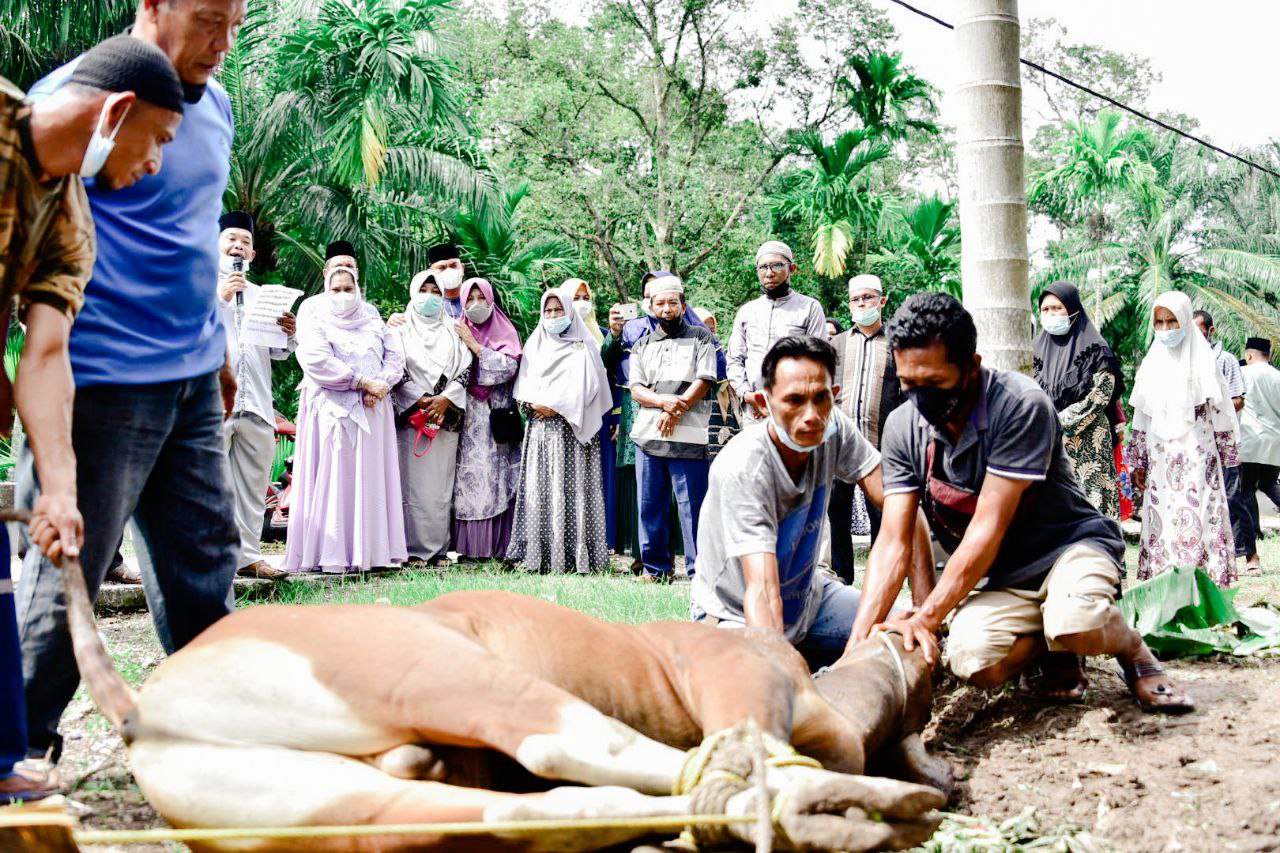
xmin=283 ymin=265 xmax=407 ymax=573
xmin=451 ymin=278 xmax=524 ymax=559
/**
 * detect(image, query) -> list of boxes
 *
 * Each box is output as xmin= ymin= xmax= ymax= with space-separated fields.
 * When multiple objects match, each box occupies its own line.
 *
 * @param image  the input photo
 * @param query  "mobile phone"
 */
xmin=619 ymin=303 xmax=639 ymax=321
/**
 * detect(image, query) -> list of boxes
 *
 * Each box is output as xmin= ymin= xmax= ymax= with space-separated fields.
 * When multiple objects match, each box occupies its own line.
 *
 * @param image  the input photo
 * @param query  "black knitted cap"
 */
xmin=219 ymin=211 xmax=254 ymax=235
xmin=69 ymin=35 xmax=184 ymax=114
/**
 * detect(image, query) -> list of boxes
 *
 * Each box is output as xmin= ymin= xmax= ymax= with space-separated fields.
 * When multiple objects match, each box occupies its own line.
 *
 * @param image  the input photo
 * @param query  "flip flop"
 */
xmin=1119 ymin=659 xmax=1195 ymax=714
xmin=1022 ymin=651 xmax=1089 ymax=704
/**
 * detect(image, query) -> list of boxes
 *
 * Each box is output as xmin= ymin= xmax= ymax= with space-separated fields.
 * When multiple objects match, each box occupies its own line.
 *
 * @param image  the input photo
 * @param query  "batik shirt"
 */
xmin=0 ymin=77 xmax=92 ymax=322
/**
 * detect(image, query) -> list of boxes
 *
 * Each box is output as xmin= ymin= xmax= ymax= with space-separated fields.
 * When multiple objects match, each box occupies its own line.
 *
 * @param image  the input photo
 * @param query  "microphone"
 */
xmin=231 ymin=257 xmax=247 ymax=307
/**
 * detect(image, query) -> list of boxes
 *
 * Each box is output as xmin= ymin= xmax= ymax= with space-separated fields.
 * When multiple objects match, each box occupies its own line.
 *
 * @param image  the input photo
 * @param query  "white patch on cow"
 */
xmin=483 ymin=787 xmax=691 ymax=853
xmin=514 ymin=703 xmax=685 ymax=794
xmin=133 ymin=638 xmax=406 ymax=756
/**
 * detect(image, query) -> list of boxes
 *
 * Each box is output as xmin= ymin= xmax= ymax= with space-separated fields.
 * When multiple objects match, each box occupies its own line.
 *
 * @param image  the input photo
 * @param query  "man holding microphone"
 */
xmin=216 ymin=211 xmax=295 ymax=581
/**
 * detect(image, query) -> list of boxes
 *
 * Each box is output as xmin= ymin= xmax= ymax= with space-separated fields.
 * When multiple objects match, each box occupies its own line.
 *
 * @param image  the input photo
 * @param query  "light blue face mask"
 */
xmin=413 ymin=293 xmax=444 ymax=318
xmin=1156 ymin=328 xmax=1186 ymax=348
xmin=1041 ymin=313 xmax=1073 ymax=336
xmin=544 ymin=315 xmax=572 ymax=335
xmin=851 ymin=306 xmax=882 ymax=328
xmin=764 ymin=398 xmax=838 ymax=454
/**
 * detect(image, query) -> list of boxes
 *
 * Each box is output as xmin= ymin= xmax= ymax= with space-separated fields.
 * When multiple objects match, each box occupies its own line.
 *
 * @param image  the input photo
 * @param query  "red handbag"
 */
xmin=407 ymin=409 xmax=439 ymax=457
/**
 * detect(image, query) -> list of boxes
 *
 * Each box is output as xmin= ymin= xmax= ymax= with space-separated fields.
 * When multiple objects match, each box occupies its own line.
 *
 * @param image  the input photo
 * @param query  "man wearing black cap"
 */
xmin=217 ymin=212 xmax=294 ymax=582
xmin=427 ymin=243 xmax=466 ymax=318
xmin=18 ymin=0 xmax=249 ymax=777
xmin=0 ymin=35 xmax=184 ymax=803
xmin=1239 ymin=337 xmax=1280 ymax=575
xmin=324 ymin=240 xmax=358 ymax=276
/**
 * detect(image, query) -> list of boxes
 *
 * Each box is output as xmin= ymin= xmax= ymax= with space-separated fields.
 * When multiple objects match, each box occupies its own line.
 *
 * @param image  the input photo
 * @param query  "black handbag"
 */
xmin=490 ymin=401 xmax=525 ymax=444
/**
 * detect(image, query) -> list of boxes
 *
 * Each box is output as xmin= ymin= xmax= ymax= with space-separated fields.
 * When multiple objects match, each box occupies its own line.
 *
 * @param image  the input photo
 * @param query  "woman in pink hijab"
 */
xmin=283 ymin=265 xmax=407 ymax=573
xmin=451 ymin=278 xmax=525 ymax=559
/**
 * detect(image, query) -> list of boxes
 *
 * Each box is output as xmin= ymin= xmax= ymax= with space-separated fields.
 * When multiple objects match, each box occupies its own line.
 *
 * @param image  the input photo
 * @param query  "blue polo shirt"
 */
xmin=29 ymin=58 xmax=233 ymax=386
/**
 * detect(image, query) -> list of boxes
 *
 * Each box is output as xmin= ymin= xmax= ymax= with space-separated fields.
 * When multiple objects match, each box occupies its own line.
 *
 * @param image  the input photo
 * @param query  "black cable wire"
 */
xmin=882 ymin=0 xmax=1280 ymax=180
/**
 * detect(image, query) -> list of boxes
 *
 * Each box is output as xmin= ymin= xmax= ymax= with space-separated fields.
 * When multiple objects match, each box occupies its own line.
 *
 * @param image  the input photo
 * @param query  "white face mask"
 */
xmin=764 ymin=397 xmax=837 ymax=454
xmin=851 ymin=306 xmax=881 ymax=328
xmin=465 ymin=302 xmax=493 ymax=324
xmin=574 ymin=300 xmax=593 ymax=318
xmin=80 ymin=98 xmax=130 ymax=178
xmin=330 ymin=291 xmax=358 ymax=313
xmin=435 ymin=266 xmax=464 ymax=293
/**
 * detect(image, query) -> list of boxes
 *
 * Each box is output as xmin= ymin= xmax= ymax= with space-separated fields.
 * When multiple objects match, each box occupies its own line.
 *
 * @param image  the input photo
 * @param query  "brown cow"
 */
xmin=62 ymin=568 xmax=951 ymax=852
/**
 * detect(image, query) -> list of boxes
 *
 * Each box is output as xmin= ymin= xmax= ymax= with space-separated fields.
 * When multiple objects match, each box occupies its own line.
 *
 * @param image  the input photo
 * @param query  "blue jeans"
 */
xmin=0 ymin=529 xmax=21 ymax=778
xmin=636 ymin=450 xmax=708 ymax=577
xmin=692 ymin=575 xmax=868 ymax=670
xmin=16 ymin=373 xmax=238 ymax=759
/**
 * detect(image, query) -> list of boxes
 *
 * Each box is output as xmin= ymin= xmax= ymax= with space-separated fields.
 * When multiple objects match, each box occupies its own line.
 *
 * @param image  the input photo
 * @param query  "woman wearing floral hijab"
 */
xmin=451 ymin=277 xmax=525 ymax=560
xmin=284 ymin=265 xmax=407 ymax=573
xmin=1126 ymin=290 xmax=1241 ymax=586
xmin=1033 ymin=281 xmax=1124 ymax=517
xmin=393 ymin=270 xmax=472 ymax=566
xmin=506 ymin=289 xmax=613 ymax=573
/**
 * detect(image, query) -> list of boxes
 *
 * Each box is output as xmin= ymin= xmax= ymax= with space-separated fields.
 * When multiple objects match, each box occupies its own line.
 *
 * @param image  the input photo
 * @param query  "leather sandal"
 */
xmin=1119 ymin=658 xmax=1195 ymax=714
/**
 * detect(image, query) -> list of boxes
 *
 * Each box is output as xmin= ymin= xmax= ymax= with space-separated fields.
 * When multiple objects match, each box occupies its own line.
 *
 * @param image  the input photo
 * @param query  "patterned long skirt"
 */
xmin=507 ymin=415 xmax=609 ymax=574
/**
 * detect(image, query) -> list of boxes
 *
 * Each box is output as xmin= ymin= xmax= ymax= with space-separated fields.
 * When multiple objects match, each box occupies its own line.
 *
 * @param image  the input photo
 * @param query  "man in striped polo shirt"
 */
xmin=629 ymin=276 xmax=720 ymax=582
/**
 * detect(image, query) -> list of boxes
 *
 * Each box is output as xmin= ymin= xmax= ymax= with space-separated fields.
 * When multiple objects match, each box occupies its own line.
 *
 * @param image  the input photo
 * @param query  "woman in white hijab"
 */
xmin=392 ymin=270 xmax=473 ymax=566
xmin=1126 ymin=290 xmax=1241 ymax=586
xmin=506 ymin=288 xmax=614 ymax=573
xmin=284 ymin=265 xmax=407 ymax=573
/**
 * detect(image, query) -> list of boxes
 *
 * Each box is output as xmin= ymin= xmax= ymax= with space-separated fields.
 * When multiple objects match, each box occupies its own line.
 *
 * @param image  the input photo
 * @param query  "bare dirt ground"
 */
xmin=49 ymin=612 xmax=1280 ymax=852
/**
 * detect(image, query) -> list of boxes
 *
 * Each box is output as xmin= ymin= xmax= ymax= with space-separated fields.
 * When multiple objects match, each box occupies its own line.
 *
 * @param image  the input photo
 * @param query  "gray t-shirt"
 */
xmin=880 ymin=367 xmax=1124 ymax=590
xmin=690 ymin=409 xmax=880 ymax=641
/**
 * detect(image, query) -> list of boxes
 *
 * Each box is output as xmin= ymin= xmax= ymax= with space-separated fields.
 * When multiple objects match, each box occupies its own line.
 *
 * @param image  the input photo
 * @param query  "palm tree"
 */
xmin=0 ymin=0 xmax=135 ymax=88
xmin=450 ymin=183 xmax=579 ymax=336
xmin=871 ymin=194 xmax=961 ymax=297
xmin=768 ymin=129 xmax=891 ymax=278
xmin=837 ymin=51 xmax=939 ymax=142
xmin=1037 ymin=141 xmax=1280 ymax=358
xmin=1030 ymin=110 xmax=1158 ymax=317
xmin=220 ymin=0 xmax=498 ymax=305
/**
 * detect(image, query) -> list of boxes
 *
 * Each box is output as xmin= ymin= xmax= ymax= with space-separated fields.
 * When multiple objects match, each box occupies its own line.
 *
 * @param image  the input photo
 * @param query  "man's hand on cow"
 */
xmin=277 ymin=311 xmax=297 ymax=337
xmin=872 ymin=614 xmax=940 ymax=666
xmin=30 ymin=491 xmax=83 ymax=563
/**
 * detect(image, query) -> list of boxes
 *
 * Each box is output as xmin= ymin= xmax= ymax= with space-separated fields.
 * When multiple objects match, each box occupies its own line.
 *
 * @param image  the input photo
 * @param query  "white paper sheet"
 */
xmin=239 ymin=285 xmax=304 ymax=348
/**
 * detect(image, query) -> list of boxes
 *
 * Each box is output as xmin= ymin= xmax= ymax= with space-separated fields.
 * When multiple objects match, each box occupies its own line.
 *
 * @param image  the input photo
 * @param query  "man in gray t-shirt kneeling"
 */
xmin=690 ymin=335 xmax=930 ymax=668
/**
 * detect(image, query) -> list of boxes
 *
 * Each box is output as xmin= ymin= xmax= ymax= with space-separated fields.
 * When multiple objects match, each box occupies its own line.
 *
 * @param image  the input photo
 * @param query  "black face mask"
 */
xmin=763 ymin=280 xmax=791 ymax=300
xmin=658 ymin=315 xmax=685 ymax=336
xmin=907 ymin=371 xmax=971 ymax=428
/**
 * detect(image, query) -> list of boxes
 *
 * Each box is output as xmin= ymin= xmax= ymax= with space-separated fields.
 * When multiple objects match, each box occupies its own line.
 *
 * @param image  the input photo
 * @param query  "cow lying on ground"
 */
xmin=60 ymin=561 xmax=952 ymax=852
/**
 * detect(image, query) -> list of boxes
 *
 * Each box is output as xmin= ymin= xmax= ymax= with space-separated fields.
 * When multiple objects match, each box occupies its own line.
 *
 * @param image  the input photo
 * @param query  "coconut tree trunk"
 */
xmin=954 ymin=0 xmax=1032 ymax=373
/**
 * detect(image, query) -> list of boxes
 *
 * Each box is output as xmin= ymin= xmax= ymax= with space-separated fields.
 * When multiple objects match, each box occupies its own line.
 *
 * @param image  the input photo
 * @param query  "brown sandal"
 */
xmin=1119 ymin=659 xmax=1195 ymax=714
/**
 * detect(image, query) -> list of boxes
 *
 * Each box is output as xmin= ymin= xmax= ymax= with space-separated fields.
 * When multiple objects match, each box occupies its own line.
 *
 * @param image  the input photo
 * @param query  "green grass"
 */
xmin=243 ymin=562 xmax=691 ymax=624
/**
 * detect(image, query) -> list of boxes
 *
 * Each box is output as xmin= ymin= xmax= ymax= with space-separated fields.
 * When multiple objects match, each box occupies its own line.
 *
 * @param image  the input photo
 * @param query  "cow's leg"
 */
xmin=129 ymin=739 xmax=692 ymax=853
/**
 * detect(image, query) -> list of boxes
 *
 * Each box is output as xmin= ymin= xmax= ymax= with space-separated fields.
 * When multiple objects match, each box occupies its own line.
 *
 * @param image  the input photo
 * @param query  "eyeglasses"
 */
xmin=848 ymin=294 xmax=881 ymax=306
xmin=756 ymin=262 xmax=790 ymax=274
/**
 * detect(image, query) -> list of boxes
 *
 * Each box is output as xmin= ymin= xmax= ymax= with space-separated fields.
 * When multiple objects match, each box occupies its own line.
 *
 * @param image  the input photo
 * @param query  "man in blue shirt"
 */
xmin=16 ymin=0 xmax=248 ymax=770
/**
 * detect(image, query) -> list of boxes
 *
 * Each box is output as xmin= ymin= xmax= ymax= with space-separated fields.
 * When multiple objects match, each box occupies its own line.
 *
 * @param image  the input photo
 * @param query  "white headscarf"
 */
xmin=1130 ymin=290 xmax=1237 ymax=440
xmin=398 ymin=271 xmax=471 ymax=409
xmin=514 ymin=289 xmax=613 ymax=444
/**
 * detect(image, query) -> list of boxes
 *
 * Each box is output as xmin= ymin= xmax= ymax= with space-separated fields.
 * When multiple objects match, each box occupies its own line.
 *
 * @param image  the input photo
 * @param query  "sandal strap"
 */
xmin=1129 ymin=660 xmax=1166 ymax=680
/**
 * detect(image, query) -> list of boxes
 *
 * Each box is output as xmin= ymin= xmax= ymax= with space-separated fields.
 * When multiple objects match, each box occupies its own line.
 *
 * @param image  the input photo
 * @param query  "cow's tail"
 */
xmin=59 ymin=553 xmax=139 ymax=731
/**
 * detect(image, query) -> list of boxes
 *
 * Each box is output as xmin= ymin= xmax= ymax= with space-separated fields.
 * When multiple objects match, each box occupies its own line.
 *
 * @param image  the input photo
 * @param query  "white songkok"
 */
xmin=847 ymin=274 xmax=883 ymax=294
xmin=650 ymin=275 xmax=685 ymax=295
xmin=755 ymin=240 xmax=794 ymax=264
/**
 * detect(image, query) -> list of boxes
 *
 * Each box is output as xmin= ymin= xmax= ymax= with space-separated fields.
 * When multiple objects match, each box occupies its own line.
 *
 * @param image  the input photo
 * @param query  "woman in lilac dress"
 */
xmin=451 ymin=278 xmax=524 ymax=559
xmin=283 ymin=265 xmax=407 ymax=573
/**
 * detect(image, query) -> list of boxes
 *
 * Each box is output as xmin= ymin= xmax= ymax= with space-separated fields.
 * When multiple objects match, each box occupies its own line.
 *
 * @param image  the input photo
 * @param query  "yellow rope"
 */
xmin=71 ymin=814 xmax=757 ymax=846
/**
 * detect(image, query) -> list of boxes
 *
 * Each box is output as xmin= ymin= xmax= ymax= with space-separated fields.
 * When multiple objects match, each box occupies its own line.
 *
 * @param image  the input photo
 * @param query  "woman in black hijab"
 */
xmin=1033 ymin=281 xmax=1125 ymax=518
